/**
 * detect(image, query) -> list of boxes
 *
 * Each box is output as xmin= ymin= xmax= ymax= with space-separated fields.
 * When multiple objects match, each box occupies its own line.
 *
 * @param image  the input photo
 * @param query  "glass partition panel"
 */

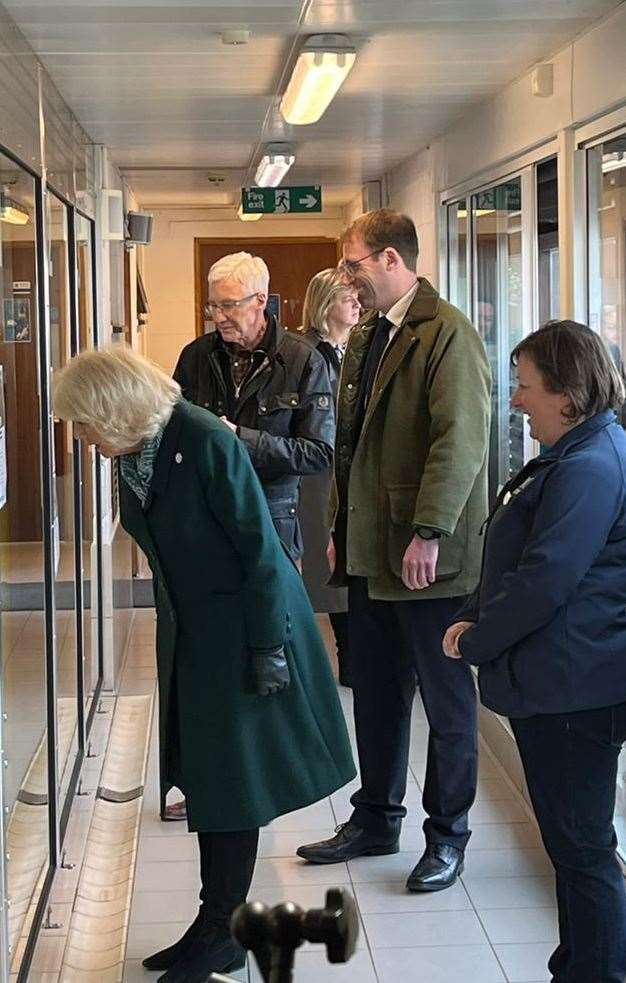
xmin=587 ymin=130 xmax=626 ymax=858
xmin=472 ymin=177 xmax=523 ymax=502
xmin=0 ymin=154 xmax=50 ymax=972
xmin=447 ymin=200 xmax=469 ymax=316
xmin=47 ymin=192 xmax=80 ymax=809
xmin=76 ymin=215 xmax=98 ymax=714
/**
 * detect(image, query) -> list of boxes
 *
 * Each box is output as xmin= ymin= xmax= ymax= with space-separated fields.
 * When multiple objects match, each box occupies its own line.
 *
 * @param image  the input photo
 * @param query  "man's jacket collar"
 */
xmin=359 ymin=277 xmax=440 ymax=334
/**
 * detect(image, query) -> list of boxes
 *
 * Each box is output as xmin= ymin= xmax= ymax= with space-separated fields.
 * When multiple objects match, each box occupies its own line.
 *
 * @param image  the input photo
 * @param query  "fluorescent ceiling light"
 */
xmin=280 ymin=34 xmax=356 ymax=125
xmin=237 ymin=204 xmax=262 ymax=222
xmin=254 ymin=144 xmax=295 ymax=187
xmin=0 ymin=191 xmax=29 ymax=225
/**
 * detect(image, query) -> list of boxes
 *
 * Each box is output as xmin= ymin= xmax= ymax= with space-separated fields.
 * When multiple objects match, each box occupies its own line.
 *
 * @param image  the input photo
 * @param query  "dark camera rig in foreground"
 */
xmin=209 ymin=887 xmax=359 ymax=983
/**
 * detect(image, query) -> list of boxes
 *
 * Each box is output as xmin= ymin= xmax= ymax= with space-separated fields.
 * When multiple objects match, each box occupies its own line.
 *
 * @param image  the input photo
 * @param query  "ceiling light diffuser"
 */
xmin=254 ymin=144 xmax=295 ymax=187
xmin=280 ymin=35 xmax=356 ymax=126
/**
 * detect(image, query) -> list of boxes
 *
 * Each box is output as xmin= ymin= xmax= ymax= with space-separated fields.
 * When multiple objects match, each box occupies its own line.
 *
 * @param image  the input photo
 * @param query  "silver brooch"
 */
xmin=175 ymin=452 xmax=183 ymax=464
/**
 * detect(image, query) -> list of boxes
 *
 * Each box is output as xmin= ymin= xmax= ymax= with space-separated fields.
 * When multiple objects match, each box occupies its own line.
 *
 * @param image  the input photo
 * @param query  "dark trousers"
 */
xmin=329 ymin=611 xmax=351 ymax=686
xmin=348 ymin=577 xmax=478 ymax=849
xmin=511 ymin=704 xmax=626 ymax=983
xmin=197 ymin=828 xmax=259 ymax=927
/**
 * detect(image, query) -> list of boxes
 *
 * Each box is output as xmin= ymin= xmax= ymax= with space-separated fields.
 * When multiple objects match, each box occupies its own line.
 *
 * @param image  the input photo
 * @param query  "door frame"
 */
xmin=193 ymin=236 xmax=340 ymax=338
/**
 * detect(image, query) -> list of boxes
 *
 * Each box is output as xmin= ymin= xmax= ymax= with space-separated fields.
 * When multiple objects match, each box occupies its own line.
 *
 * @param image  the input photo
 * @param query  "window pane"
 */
xmin=588 ymin=131 xmax=626 ymax=859
xmin=473 ymin=178 xmax=523 ymax=502
xmin=447 ymin=200 xmax=469 ymax=315
xmin=536 ymin=158 xmax=559 ymax=324
xmin=0 ymin=154 xmax=50 ymax=967
xmin=48 ymin=192 xmax=79 ymax=809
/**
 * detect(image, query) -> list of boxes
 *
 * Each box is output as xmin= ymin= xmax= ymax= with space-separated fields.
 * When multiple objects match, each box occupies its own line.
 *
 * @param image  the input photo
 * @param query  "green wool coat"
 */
xmin=330 ymin=278 xmax=491 ymax=601
xmin=120 ymin=400 xmax=355 ymax=832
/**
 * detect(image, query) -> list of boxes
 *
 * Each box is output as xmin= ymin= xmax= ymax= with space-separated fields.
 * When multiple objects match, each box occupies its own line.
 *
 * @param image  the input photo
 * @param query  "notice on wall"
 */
xmin=2 ymin=297 xmax=31 ymax=342
xmin=0 ymin=365 xmax=7 ymax=510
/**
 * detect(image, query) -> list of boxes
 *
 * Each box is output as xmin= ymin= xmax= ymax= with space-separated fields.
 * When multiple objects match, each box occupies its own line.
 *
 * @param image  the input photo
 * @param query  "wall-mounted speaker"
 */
xmin=126 ymin=211 xmax=153 ymax=245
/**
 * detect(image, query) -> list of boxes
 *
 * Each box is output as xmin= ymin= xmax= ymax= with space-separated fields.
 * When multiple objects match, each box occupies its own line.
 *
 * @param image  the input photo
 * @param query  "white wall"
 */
xmin=384 ymin=2 xmax=626 ymax=290
xmin=142 ymin=207 xmax=345 ymax=372
xmin=386 ymin=147 xmax=440 ymax=286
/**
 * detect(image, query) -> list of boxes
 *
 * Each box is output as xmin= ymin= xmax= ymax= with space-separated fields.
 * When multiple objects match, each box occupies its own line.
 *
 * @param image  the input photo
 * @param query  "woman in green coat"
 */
xmin=53 ymin=346 xmax=355 ymax=983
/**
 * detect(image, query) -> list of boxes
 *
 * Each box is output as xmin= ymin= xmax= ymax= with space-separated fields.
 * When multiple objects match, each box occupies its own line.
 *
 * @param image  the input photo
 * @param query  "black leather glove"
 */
xmin=250 ymin=645 xmax=290 ymax=696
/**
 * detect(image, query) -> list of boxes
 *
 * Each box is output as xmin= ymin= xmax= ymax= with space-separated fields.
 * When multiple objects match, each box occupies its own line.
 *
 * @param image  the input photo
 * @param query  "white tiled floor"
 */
xmin=123 ymin=614 xmax=556 ymax=983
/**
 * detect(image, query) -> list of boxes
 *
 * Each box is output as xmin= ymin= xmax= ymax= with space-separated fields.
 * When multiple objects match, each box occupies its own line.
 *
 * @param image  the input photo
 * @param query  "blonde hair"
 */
xmin=53 ymin=345 xmax=181 ymax=452
xmin=301 ymin=268 xmax=355 ymax=338
xmin=208 ymin=252 xmax=269 ymax=295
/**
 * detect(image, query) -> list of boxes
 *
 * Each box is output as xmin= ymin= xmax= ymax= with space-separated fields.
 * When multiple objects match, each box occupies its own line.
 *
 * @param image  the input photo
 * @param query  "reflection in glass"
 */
xmin=0 ymin=154 xmax=50 ymax=966
xmin=473 ymin=178 xmax=523 ymax=502
xmin=536 ymin=158 xmax=559 ymax=325
xmin=588 ymin=131 xmax=626 ymax=858
xmin=47 ymin=193 xmax=80 ymax=809
xmin=447 ymin=200 xmax=469 ymax=316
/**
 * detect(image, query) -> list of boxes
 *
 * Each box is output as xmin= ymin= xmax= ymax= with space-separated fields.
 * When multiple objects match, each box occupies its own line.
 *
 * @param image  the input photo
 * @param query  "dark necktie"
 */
xmin=353 ymin=315 xmax=393 ymax=439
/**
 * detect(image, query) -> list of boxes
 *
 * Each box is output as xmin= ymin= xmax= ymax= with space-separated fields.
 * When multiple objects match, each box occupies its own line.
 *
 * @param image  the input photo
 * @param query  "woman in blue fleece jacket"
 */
xmin=444 ymin=320 xmax=626 ymax=983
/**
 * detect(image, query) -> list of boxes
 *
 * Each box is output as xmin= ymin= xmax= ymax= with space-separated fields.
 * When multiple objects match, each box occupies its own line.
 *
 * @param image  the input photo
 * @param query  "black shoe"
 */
xmin=142 ymin=912 xmax=204 ymax=970
xmin=296 ymin=822 xmax=399 ymax=865
xmin=406 ymin=844 xmax=464 ymax=893
xmin=156 ymin=927 xmax=245 ymax=982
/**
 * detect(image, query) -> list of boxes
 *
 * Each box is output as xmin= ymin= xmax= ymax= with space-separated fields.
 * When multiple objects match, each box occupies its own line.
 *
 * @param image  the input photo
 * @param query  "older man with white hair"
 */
xmin=168 ymin=253 xmax=335 ymax=819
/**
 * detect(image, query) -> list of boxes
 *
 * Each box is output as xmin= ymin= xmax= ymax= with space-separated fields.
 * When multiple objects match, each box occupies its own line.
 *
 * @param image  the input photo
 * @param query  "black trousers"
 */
xmin=329 ymin=611 xmax=351 ymax=686
xmin=348 ymin=577 xmax=477 ymax=849
xmin=197 ymin=828 xmax=259 ymax=927
xmin=512 ymin=704 xmax=626 ymax=983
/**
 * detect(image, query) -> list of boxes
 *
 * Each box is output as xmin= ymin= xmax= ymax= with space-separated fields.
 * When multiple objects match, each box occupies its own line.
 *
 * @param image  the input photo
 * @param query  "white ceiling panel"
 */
xmin=4 ymin=0 xmax=622 ymax=206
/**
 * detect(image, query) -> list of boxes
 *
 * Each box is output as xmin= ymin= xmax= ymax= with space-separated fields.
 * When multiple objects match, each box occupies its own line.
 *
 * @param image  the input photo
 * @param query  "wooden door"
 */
xmin=194 ymin=237 xmax=339 ymax=337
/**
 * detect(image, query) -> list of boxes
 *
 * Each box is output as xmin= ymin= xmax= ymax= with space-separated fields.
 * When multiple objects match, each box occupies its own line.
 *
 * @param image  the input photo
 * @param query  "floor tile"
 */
xmin=130 ymin=889 xmax=198 ymax=925
xmin=133 ymin=860 xmax=199 ymax=893
xmin=362 ymin=909 xmax=488 ymax=948
xmin=137 ymin=834 xmax=198 ymax=864
xmin=463 ymin=875 xmax=555 ymax=909
xmin=493 ymin=942 xmax=553 ymax=981
xmin=373 ymin=944 xmax=506 ymax=982
xmin=251 ymin=857 xmax=349 ymax=887
xmin=478 ymin=906 xmax=559 ymax=944
xmin=463 ymin=848 xmax=550 ymax=879
xmin=249 ymin=949 xmax=376 ymax=982
xmin=354 ymin=878 xmax=471 ymax=913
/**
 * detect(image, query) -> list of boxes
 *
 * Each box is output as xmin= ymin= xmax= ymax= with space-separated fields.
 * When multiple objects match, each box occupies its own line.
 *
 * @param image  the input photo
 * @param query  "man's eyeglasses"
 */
xmin=338 ymin=248 xmax=386 ymax=276
xmin=204 ymin=293 xmax=260 ymax=318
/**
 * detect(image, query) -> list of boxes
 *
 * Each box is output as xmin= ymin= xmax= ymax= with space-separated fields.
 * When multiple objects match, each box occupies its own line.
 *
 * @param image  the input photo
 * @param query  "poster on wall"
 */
xmin=2 ymin=297 xmax=31 ymax=342
xmin=0 ymin=365 xmax=7 ymax=510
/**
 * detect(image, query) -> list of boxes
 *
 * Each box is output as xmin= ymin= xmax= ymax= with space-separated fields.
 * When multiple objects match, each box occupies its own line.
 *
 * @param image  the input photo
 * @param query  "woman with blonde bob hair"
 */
xmin=53 ymin=345 xmax=354 ymax=983
xmin=299 ymin=269 xmax=360 ymax=686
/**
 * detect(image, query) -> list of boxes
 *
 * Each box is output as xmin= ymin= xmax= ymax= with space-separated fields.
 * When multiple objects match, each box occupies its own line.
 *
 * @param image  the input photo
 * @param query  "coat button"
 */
xmin=175 ymin=452 xmax=183 ymax=464
xmin=347 ymin=383 xmax=354 ymax=390
xmin=289 ymin=508 xmax=296 ymax=515
xmin=291 ymin=398 xmax=297 ymax=406
xmin=260 ymin=405 xmax=266 ymax=413
xmin=347 ymin=563 xmax=354 ymax=572
xmin=204 ymin=402 xmax=210 ymax=408
xmin=349 ymin=505 xmax=355 ymax=512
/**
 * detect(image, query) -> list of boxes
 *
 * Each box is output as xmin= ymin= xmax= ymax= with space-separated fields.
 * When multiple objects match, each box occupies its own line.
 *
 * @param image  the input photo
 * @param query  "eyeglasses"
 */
xmin=338 ymin=248 xmax=386 ymax=276
xmin=204 ymin=293 xmax=260 ymax=318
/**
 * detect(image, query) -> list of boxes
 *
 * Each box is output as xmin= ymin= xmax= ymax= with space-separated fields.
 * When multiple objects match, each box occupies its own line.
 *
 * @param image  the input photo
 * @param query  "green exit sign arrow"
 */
xmin=241 ymin=186 xmax=322 ymax=214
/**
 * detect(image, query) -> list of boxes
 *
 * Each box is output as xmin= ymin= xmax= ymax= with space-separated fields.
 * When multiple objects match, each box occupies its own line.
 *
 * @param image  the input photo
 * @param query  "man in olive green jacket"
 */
xmin=298 ymin=209 xmax=491 ymax=894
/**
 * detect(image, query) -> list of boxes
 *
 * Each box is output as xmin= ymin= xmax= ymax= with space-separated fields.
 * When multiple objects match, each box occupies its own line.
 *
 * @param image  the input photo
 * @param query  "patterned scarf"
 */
xmin=119 ymin=428 xmax=164 ymax=509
